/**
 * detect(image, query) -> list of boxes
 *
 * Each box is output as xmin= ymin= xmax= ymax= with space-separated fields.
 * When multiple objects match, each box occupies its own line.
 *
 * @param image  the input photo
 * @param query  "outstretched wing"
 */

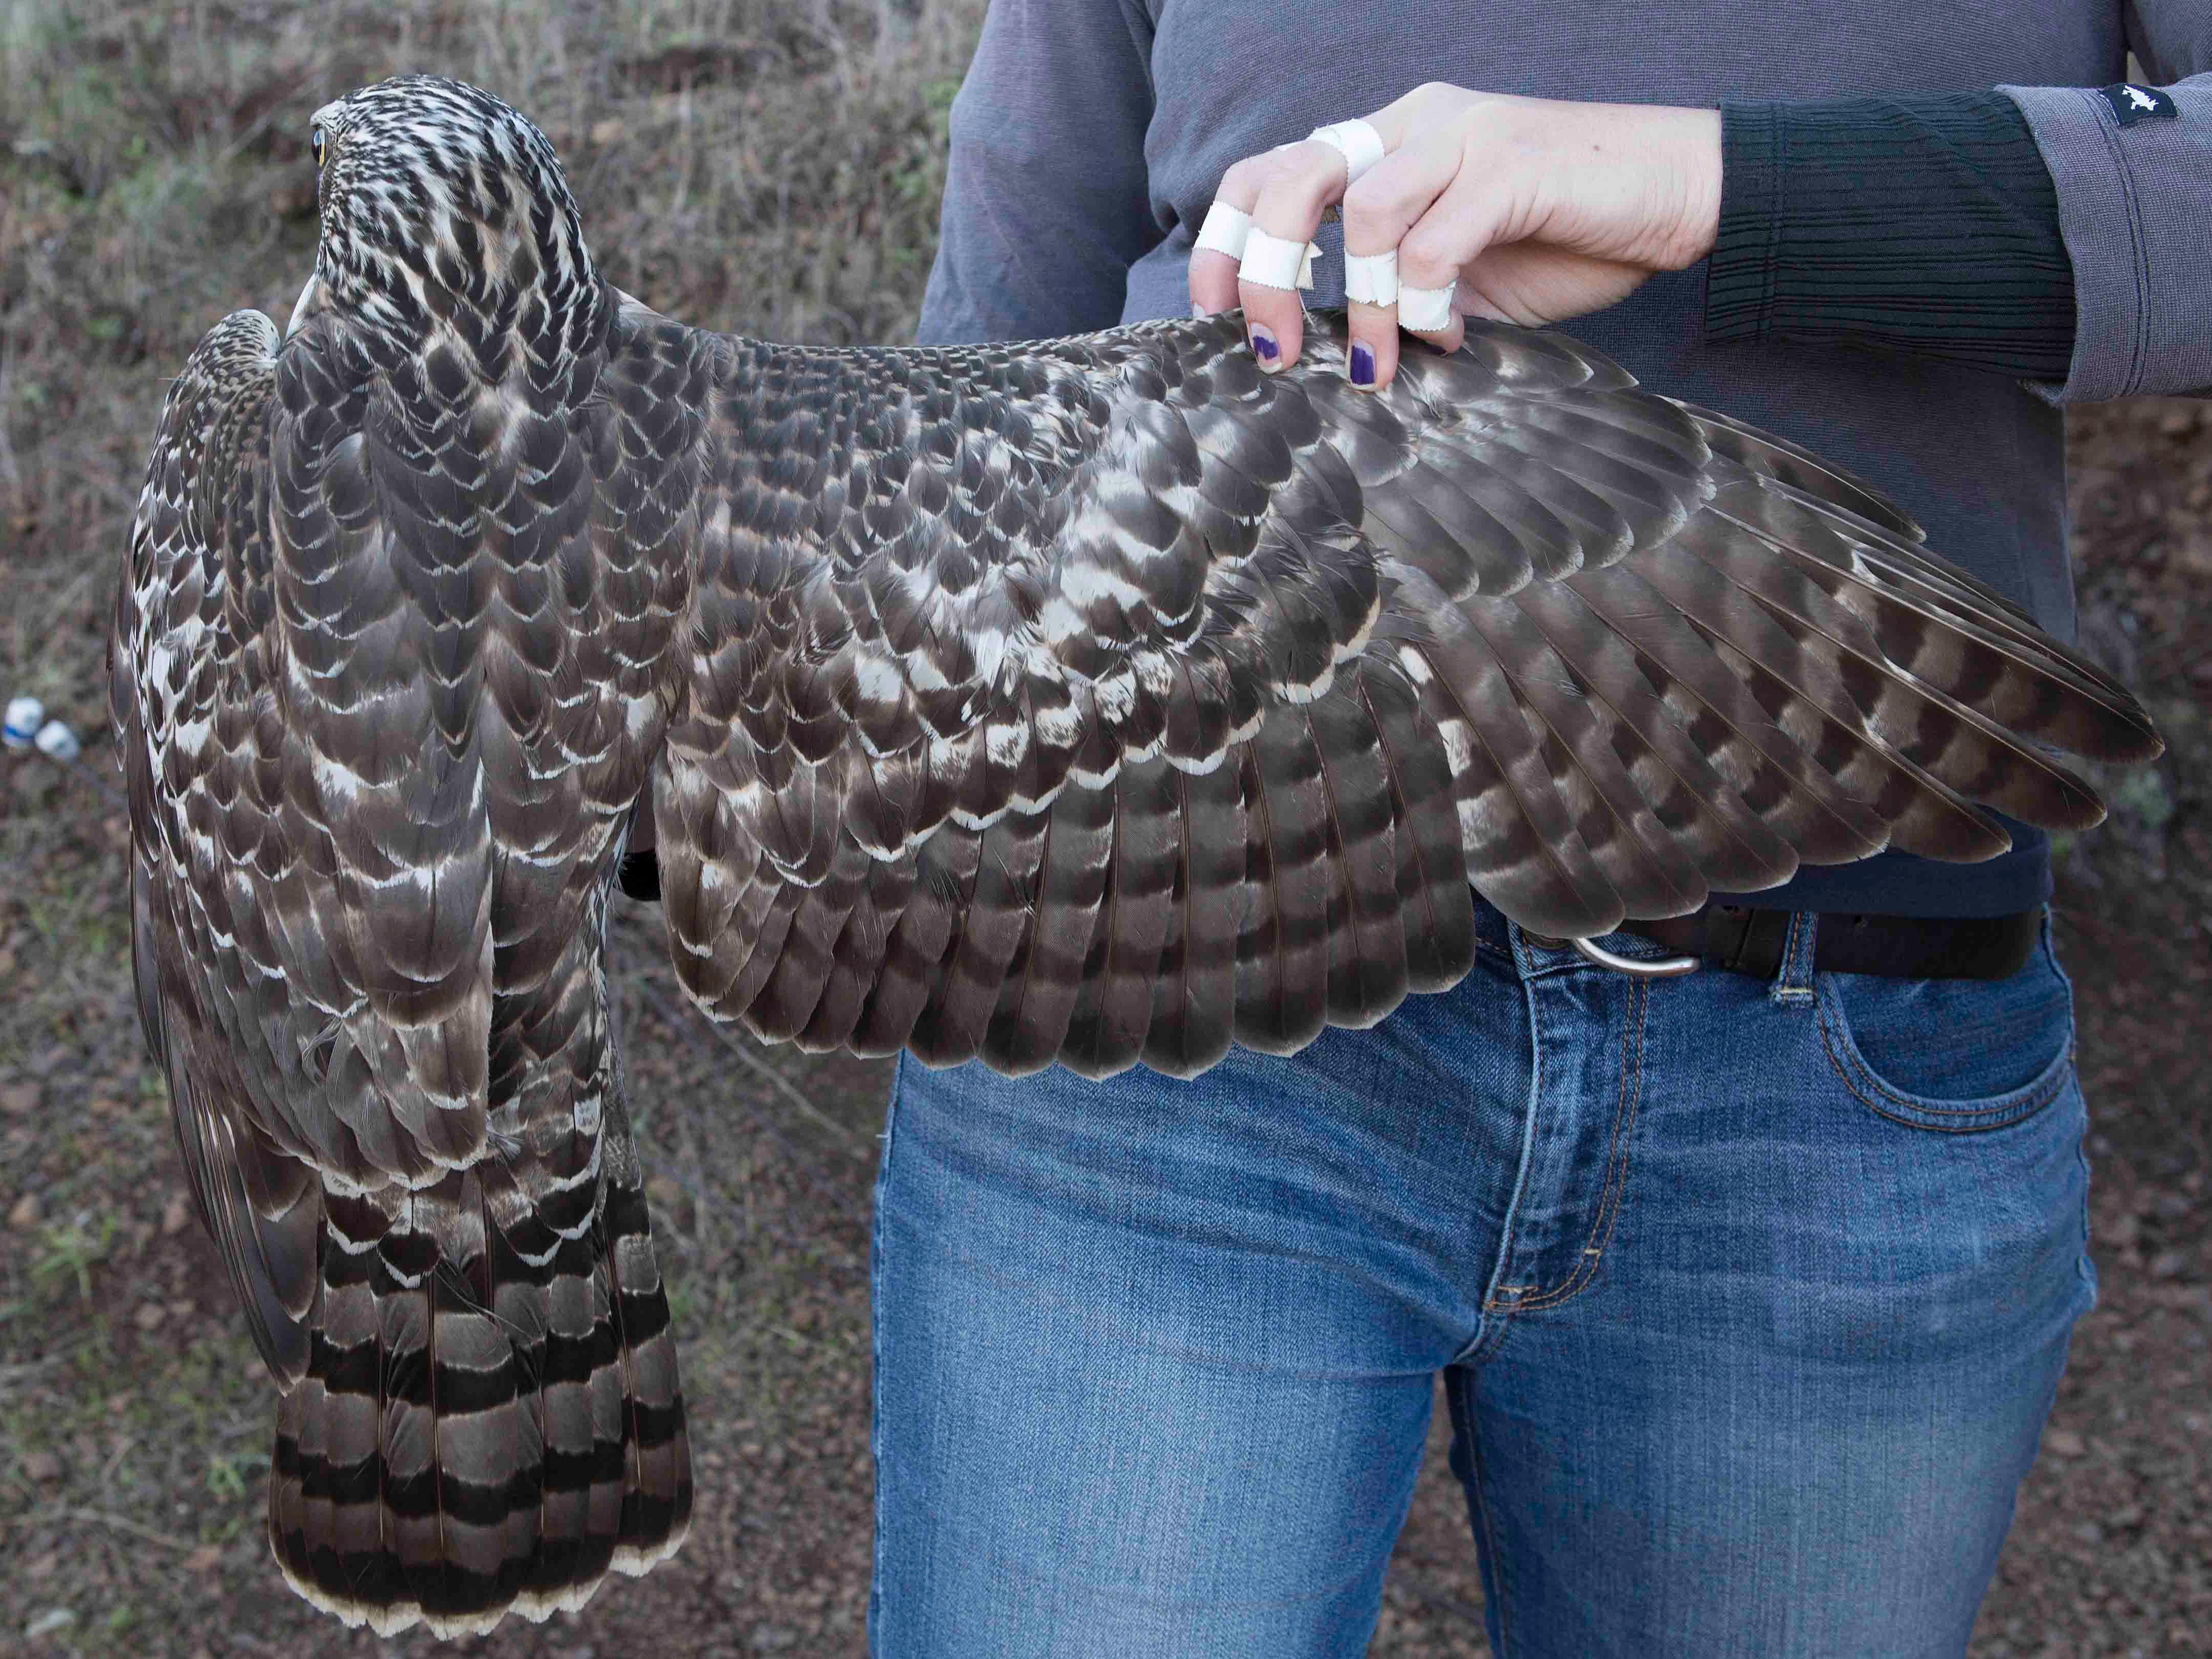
xmin=652 ymin=311 xmax=2159 ymax=1079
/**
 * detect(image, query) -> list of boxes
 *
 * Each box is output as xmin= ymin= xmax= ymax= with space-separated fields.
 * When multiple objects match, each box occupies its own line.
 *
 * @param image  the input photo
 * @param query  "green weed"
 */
xmin=30 ymin=1215 xmax=118 ymax=1303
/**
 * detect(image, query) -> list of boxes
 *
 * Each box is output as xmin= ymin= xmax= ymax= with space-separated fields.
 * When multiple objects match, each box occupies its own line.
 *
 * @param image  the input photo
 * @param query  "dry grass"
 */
xmin=1 ymin=4 xmax=2207 ymax=1656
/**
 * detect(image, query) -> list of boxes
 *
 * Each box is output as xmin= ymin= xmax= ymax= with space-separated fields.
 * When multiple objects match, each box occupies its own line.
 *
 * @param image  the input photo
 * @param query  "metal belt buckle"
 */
xmin=1525 ymin=929 xmax=1703 ymax=979
xmin=1569 ymin=936 xmax=1701 ymax=979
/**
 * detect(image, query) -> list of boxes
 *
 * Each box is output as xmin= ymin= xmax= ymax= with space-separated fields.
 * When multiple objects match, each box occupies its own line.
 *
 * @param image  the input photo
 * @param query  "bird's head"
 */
xmin=288 ymin=75 xmax=603 ymax=365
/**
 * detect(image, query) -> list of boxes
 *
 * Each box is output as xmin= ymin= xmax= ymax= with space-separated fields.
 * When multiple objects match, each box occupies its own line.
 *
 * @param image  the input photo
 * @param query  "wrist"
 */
xmin=1657 ymin=107 xmax=1724 ymax=269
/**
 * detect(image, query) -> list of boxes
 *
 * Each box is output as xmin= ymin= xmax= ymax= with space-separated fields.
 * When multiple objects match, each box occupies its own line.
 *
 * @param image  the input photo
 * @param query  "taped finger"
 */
xmin=1196 ymin=202 xmax=1254 ymax=262
xmin=1239 ymin=228 xmax=1318 ymax=291
xmin=1344 ymin=248 xmax=1398 ymax=307
xmin=1398 ymin=280 xmax=1457 ymax=332
xmin=1306 ymin=119 xmax=1388 ymax=186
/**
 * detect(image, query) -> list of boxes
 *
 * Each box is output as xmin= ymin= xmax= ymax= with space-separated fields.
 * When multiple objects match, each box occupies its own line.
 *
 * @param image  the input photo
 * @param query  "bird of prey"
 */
xmin=112 ymin=73 xmax=2159 ymax=1637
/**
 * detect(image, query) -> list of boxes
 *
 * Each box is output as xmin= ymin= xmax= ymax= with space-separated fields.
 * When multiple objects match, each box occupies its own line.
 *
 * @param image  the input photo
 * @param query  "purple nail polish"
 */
xmin=1250 ymin=327 xmax=1279 ymax=364
xmin=1350 ymin=343 xmax=1375 ymax=387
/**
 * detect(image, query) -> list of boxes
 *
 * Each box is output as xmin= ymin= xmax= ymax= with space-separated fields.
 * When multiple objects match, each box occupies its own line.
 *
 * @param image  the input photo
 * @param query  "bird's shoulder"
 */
xmin=118 ymin=310 xmax=283 ymax=764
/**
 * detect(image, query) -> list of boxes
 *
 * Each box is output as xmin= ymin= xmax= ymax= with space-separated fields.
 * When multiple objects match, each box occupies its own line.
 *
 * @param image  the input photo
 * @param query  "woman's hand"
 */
xmin=1188 ymin=84 xmax=1722 ymax=391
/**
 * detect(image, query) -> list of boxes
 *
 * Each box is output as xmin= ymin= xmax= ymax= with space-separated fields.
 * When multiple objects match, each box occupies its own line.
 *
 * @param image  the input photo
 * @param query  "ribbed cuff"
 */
xmin=1706 ymin=93 xmax=2075 ymax=380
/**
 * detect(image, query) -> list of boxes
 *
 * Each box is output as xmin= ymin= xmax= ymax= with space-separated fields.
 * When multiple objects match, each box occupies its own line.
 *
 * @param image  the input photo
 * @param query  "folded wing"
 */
xmin=117 ymin=302 xmax=697 ymax=1638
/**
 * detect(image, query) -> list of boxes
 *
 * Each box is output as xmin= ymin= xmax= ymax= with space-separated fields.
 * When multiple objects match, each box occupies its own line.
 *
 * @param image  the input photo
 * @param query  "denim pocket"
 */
xmin=1814 ymin=926 xmax=2077 ymax=1134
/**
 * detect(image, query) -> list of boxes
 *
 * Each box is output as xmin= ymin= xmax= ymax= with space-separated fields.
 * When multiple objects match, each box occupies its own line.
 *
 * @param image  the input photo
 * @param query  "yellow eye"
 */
xmin=311 ymin=126 xmax=326 ymax=169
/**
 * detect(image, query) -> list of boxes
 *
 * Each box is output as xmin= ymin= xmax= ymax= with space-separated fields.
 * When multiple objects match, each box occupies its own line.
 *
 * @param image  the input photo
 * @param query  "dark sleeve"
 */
xmin=915 ymin=0 xmax=1163 ymax=347
xmin=1704 ymin=94 xmax=2074 ymax=381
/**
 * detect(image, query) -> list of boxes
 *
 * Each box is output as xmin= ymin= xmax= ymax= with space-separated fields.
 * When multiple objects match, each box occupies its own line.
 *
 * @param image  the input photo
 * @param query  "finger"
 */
xmin=1194 ymin=113 xmax=1406 ymax=328
xmin=1193 ymin=108 xmax=1430 ymax=366
xmin=1339 ymin=139 xmax=1465 ymax=391
xmin=1189 ymin=153 xmax=1270 ymax=317
xmin=1398 ymin=207 xmax=1469 ymax=360
xmin=1307 ymin=118 xmax=1390 ymax=190
xmin=1235 ymin=140 xmax=1341 ymax=370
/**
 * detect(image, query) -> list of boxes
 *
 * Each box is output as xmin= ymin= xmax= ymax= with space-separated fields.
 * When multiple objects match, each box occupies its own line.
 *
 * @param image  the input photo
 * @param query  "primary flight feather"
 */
xmin=112 ymin=73 xmax=2160 ymax=1636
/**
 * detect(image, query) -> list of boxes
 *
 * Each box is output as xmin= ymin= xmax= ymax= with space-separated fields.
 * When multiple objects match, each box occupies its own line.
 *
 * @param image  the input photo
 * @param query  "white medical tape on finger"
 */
xmin=1196 ymin=201 xmax=1254 ymax=260
xmin=1239 ymin=228 xmax=1318 ymax=291
xmin=1343 ymin=249 xmax=1398 ymax=307
xmin=1398 ymin=281 xmax=1456 ymax=331
xmin=1307 ymin=119 xmax=1387 ymax=185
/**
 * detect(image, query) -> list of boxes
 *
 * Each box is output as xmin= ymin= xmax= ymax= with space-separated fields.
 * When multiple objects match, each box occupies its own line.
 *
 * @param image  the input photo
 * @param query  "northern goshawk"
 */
xmin=113 ymin=73 xmax=2160 ymax=1637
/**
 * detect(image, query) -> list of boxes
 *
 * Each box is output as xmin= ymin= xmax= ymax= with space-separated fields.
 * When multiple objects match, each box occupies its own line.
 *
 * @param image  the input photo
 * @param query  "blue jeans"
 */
xmin=869 ymin=903 xmax=2093 ymax=1658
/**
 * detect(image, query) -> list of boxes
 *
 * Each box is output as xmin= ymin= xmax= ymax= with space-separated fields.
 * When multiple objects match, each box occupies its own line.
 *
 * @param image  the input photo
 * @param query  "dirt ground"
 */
xmin=2 ymin=4 xmax=2207 ymax=1655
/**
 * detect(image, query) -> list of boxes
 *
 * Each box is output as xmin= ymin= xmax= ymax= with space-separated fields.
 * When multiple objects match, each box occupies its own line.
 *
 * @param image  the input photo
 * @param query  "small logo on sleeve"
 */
xmin=2098 ymin=84 xmax=2178 ymax=127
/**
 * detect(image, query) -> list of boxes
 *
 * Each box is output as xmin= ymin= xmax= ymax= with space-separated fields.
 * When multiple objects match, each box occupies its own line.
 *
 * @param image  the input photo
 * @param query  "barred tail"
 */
xmin=266 ymin=1138 xmax=690 ymax=1637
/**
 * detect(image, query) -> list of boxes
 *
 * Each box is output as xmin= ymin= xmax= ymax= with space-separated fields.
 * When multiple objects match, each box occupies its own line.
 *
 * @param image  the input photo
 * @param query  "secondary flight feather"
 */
xmin=112 ymin=73 xmax=2161 ymax=1637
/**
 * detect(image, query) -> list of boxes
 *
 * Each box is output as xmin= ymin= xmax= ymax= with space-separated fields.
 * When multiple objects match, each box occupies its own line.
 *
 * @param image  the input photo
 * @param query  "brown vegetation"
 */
xmin=1 ymin=3 xmax=2205 ymax=1653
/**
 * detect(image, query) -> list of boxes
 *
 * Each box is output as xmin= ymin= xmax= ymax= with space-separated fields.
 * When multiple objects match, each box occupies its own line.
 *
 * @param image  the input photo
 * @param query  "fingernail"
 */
xmin=1192 ymin=301 xmax=1209 ymax=318
xmin=1250 ymin=325 xmax=1280 ymax=367
xmin=1349 ymin=343 xmax=1375 ymax=388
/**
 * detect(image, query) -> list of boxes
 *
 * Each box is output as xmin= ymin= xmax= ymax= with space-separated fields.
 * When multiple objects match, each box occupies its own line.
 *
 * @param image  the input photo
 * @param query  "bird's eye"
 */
xmin=311 ymin=126 xmax=326 ymax=169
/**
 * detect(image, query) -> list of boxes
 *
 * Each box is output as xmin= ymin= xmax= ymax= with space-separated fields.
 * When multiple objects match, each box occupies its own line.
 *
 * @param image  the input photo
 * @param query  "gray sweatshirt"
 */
xmin=917 ymin=0 xmax=2212 ymax=920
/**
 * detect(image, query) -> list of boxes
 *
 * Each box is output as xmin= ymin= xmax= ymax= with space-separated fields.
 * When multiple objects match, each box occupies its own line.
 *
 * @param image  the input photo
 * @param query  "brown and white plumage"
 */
xmin=113 ymin=74 xmax=2159 ymax=1636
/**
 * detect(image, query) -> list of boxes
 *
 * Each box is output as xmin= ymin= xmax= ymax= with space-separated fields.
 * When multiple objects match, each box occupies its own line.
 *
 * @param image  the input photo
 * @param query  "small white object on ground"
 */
xmin=3 ymin=695 xmax=42 ymax=749
xmin=32 ymin=720 xmax=80 ymax=763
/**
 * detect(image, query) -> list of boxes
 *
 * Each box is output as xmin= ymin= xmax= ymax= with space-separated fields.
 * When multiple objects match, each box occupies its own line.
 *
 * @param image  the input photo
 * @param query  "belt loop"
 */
xmin=1771 ymin=911 xmax=1818 ymax=1006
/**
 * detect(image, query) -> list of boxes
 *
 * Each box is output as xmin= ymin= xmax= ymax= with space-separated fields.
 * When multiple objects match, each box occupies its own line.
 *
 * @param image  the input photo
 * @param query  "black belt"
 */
xmin=1595 ymin=904 xmax=2043 ymax=982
